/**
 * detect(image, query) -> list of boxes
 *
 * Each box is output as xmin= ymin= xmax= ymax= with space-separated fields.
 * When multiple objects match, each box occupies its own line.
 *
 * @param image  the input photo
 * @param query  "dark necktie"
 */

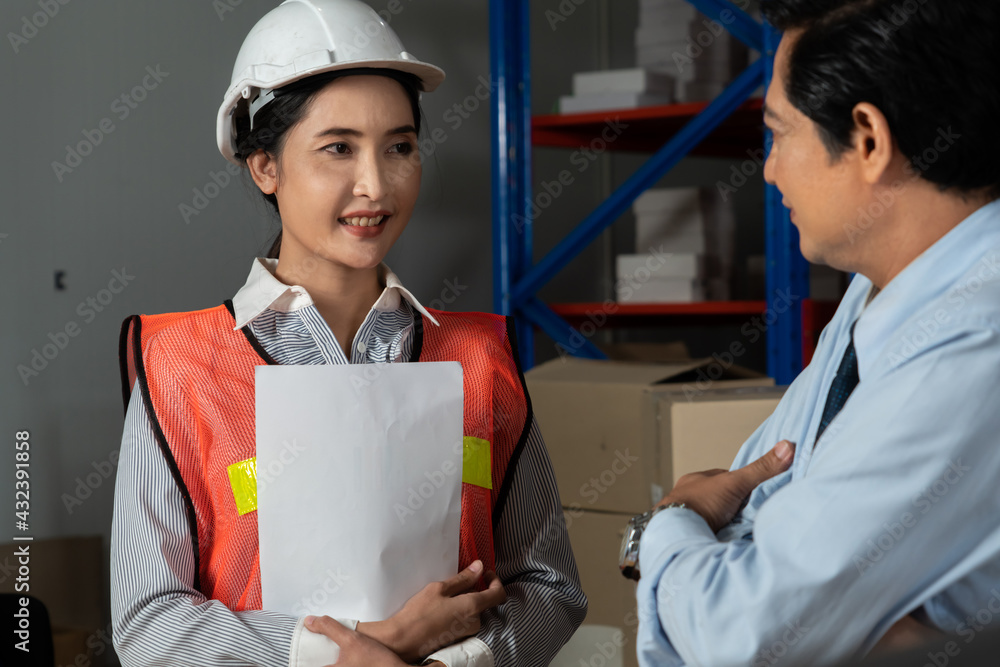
xmin=815 ymin=324 xmax=860 ymax=443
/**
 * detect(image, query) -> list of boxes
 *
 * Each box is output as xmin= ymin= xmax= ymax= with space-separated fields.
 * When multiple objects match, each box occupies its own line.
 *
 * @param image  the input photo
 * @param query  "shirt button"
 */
xmin=357 ymin=342 xmax=367 ymax=354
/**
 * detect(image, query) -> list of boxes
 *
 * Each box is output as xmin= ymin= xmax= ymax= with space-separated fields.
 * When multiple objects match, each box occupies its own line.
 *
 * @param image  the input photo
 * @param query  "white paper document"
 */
xmin=256 ymin=362 xmax=464 ymax=622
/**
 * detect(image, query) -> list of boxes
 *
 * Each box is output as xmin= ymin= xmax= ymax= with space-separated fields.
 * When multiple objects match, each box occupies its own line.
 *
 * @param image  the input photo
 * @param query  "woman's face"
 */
xmin=252 ymin=75 xmax=422 ymax=273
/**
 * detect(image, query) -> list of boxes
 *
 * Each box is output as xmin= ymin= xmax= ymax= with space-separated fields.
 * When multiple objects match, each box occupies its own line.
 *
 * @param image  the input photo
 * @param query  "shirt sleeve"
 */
xmin=111 ymin=381 xmax=357 ymax=667
xmin=636 ymin=324 xmax=1000 ymax=666
xmin=435 ymin=416 xmax=587 ymax=667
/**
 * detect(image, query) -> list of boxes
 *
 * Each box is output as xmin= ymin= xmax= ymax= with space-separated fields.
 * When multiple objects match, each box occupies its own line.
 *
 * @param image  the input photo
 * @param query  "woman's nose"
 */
xmin=352 ymin=153 xmax=388 ymax=201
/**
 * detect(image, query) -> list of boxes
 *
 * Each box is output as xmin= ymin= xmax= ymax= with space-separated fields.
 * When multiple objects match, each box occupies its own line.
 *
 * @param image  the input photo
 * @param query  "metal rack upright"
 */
xmin=490 ymin=0 xmax=811 ymax=385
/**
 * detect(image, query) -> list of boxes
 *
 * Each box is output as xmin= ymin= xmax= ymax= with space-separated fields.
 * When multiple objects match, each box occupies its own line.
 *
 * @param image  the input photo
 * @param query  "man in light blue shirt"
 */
xmin=636 ymin=1 xmax=1000 ymax=665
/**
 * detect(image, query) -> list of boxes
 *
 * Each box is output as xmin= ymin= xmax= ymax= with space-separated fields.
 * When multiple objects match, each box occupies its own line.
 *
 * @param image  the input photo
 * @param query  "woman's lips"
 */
xmin=339 ymin=214 xmax=389 ymax=237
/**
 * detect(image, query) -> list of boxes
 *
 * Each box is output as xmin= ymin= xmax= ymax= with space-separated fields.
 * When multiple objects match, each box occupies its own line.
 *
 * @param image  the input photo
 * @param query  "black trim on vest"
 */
xmin=492 ymin=316 xmax=535 ymax=526
xmin=129 ymin=315 xmax=203 ymax=593
xmin=224 ymin=299 xmax=279 ymax=365
xmin=118 ymin=316 xmax=136 ymax=418
xmin=410 ymin=309 xmax=425 ymax=362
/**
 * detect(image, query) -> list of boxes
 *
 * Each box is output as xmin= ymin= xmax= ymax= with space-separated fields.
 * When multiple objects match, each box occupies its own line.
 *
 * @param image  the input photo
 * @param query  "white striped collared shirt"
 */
xmin=111 ymin=258 xmax=587 ymax=667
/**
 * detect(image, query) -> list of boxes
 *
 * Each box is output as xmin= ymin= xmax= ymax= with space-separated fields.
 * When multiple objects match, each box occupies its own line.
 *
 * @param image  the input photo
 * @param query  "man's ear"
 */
xmin=246 ymin=150 xmax=279 ymax=195
xmin=851 ymin=102 xmax=895 ymax=185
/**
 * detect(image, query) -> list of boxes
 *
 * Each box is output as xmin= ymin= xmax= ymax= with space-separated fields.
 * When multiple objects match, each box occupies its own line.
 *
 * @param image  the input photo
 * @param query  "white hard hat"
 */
xmin=216 ymin=0 xmax=446 ymax=164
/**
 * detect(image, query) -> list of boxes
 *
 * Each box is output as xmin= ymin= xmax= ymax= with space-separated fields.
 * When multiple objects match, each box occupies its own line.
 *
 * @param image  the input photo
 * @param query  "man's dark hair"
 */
xmin=761 ymin=0 xmax=1000 ymax=199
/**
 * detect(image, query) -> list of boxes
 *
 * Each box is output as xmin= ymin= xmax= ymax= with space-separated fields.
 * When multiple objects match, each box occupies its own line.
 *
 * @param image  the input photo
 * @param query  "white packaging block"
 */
xmin=617 ymin=278 xmax=706 ymax=303
xmin=560 ymin=92 xmax=673 ymax=114
xmin=634 ymin=187 xmax=702 ymax=214
xmin=634 ymin=188 xmax=736 ymax=268
xmin=616 ymin=253 xmax=705 ymax=280
xmin=640 ymin=230 xmax=708 ymax=255
xmin=573 ymin=68 xmax=675 ymax=96
xmin=637 ymin=49 xmax=698 ymax=82
xmin=635 ymin=214 xmax=706 ymax=239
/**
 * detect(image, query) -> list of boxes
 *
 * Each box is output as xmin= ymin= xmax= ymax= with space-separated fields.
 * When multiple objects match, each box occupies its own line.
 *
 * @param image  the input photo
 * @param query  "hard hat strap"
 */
xmin=248 ymin=88 xmax=276 ymax=131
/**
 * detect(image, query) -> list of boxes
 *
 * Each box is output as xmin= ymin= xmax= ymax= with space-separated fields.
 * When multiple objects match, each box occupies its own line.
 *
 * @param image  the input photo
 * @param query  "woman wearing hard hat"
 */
xmin=110 ymin=1 xmax=586 ymax=666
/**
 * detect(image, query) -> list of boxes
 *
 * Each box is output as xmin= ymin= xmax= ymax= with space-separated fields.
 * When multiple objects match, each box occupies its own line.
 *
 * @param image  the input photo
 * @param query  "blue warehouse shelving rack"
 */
xmin=490 ymin=0 xmax=812 ymax=385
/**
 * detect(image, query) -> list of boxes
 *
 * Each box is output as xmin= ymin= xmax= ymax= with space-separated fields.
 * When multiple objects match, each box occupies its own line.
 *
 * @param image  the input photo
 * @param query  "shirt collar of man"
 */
xmin=230 ymin=257 xmax=441 ymax=331
xmin=852 ymin=198 xmax=1000 ymax=378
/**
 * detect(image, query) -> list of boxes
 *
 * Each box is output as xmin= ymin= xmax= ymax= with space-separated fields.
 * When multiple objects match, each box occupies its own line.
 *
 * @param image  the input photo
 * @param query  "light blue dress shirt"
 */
xmin=637 ymin=199 xmax=1000 ymax=666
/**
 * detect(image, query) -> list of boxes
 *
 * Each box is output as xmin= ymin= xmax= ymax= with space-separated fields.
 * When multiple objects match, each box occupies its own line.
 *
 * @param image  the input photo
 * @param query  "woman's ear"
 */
xmin=851 ymin=102 xmax=895 ymax=185
xmin=246 ymin=149 xmax=279 ymax=195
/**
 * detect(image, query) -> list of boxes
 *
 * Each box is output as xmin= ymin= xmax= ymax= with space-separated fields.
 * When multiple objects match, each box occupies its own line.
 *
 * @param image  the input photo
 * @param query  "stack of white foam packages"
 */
xmin=635 ymin=0 xmax=749 ymax=103
xmin=559 ymin=67 xmax=675 ymax=114
xmin=617 ymin=187 xmax=735 ymax=303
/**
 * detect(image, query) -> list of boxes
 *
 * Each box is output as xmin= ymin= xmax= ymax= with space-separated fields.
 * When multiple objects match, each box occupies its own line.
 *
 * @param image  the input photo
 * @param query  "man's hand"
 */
xmin=656 ymin=441 xmax=795 ymax=532
xmin=305 ymin=615 xmax=407 ymax=667
xmin=871 ymin=614 xmax=943 ymax=655
xmin=356 ymin=560 xmax=506 ymax=662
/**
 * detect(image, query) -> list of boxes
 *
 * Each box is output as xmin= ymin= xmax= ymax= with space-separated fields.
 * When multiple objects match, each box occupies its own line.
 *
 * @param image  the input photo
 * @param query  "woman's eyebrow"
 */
xmin=388 ymin=124 xmax=417 ymax=135
xmin=314 ymin=125 xmax=417 ymax=139
xmin=315 ymin=127 xmax=362 ymax=138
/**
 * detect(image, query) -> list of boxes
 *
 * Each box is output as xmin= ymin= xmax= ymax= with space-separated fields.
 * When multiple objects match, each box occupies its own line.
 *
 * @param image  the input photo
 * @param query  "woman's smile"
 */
xmin=339 ymin=214 xmax=390 ymax=238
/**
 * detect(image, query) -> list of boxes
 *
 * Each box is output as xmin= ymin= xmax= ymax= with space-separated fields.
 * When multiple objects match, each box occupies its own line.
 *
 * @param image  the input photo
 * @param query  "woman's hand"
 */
xmin=357 ymin=560 xmax=506 ymax=663
xmin=305 ymin=616 xmax=407 ymax=667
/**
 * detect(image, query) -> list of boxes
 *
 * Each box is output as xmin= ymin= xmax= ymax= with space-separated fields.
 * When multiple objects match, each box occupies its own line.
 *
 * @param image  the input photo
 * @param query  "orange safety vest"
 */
xmin=118 ymin=301 xmax=532 ymax=611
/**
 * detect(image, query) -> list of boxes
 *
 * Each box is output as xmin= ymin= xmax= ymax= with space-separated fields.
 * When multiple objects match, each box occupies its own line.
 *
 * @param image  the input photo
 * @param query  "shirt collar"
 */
xmin=853 ymin=198 xmax=1000 ymax=377
xmin=230 ymin=257 xmax=441 ymax=330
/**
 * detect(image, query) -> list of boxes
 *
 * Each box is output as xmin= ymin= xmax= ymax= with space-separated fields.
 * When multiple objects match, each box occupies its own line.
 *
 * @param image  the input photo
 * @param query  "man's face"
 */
xmin=763 ymin=31 xmax=866 ymax=269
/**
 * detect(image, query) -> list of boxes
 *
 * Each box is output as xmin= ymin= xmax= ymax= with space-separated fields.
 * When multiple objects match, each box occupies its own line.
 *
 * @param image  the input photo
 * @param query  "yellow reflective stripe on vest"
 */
xmin=227 ymin=458 xmax=258 ymax=516
xmin=227 ymin=437 xmax=491 ymax=513
xmin=462 ymin=437 xmax=492 ymax=490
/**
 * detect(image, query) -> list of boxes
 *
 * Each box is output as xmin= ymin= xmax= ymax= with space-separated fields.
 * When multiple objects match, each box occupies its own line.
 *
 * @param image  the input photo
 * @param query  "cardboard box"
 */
xmin=552 ymin=509 xmax=639 ymax=667
xmin=660 ymin=386 xmax=788 ymax=482
xmin=597 ymin=342 xmax=690 ymax=364
xmin=527 ymin=358 xmax=775 ymax=513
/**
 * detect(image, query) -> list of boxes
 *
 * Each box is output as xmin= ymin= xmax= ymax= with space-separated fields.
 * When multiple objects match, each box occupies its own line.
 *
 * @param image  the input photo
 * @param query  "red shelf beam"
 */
xmin=547 ymin=298 xmax=838 ymax=367
xmin=532 ymin=99 xmax=765 ymax=157
xmin=548 ymin=300 xmax=769 ymax=328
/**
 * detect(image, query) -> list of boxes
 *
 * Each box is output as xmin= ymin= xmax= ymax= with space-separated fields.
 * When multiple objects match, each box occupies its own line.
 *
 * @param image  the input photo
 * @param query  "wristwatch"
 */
xmin=619 ymin=503 xmax=687 ymax=581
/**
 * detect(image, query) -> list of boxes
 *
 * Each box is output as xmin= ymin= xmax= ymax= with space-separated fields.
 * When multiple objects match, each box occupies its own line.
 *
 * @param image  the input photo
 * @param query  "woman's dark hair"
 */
xmin=761 ymin=0 xmax=1000 ymax=199
xmin=234 ymin=68 xmax=424 ymax=258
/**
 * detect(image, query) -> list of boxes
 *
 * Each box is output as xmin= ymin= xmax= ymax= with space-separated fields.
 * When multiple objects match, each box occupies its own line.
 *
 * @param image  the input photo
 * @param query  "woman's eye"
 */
xmin=326 ymin=143 xmax=351 ymax=154
xmin=389 ymin=142 xmax=414 ymax=155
